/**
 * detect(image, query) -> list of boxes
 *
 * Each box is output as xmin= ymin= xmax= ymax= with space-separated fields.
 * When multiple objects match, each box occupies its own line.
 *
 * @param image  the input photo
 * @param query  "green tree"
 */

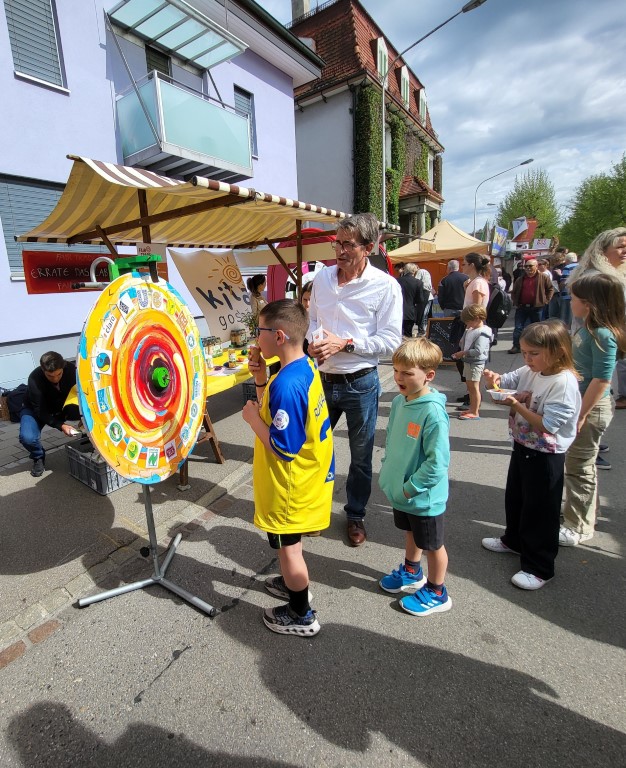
xmin=496 ymin=168 xmax=561 ymax=237
xmin=560 ymin=155 xmax=626 ymax=253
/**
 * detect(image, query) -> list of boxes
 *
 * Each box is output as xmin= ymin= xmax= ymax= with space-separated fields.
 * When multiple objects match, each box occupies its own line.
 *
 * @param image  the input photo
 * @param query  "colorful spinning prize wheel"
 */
xmin=77 ymin=272 xmax=206 ymax=483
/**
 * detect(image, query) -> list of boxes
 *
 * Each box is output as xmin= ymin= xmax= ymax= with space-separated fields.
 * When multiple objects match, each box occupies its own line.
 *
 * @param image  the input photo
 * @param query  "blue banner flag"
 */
xmin=491 ymin=226 xmax=508 ymax=256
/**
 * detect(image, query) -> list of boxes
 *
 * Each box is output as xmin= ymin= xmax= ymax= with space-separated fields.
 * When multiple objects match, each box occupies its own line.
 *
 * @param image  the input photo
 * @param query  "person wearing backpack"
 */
xmin=486 ymin=280 xmax=513 ymax=339
xmin=19 ymin=351 xmax=79 ymax=477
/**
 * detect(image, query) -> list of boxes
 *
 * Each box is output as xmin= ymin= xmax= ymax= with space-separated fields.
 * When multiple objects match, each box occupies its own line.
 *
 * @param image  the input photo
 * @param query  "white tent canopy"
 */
xmin=388 ymin=220 xmax=489 ymax=264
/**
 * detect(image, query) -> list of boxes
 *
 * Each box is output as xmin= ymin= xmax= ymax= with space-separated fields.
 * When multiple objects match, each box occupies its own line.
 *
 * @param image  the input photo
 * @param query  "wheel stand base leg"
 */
xmin=77 ymin=533 xmax=217 ymax=617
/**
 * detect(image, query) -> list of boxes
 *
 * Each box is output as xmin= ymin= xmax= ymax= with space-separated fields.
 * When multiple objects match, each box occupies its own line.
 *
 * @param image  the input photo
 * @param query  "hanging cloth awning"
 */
xmin=17 ymin=156 xmax=401 ymax=249
xmin=107 ymin=0 xmax=247 ymax=70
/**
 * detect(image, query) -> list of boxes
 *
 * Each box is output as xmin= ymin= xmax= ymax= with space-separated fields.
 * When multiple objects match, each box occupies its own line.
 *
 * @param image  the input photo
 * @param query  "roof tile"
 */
xmin=399 ymin=175 xmax=444 ymax=203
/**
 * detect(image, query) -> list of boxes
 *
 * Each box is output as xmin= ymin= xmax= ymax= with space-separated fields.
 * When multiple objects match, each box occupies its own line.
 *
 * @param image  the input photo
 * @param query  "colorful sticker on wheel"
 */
xmin=77 ymin=272 xmax=206 ymax=483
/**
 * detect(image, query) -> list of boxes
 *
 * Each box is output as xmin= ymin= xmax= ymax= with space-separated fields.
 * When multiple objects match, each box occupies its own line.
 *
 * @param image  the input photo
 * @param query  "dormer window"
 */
xmin=419 ymin=89 xmax=427 ymax=122
xmin=377 ymin=37 xmax=388 ymax=78
xmin=419 ymin=89 xmax=427 ymax=121
xmin=400 ymin=66 xmax=410 ymax=107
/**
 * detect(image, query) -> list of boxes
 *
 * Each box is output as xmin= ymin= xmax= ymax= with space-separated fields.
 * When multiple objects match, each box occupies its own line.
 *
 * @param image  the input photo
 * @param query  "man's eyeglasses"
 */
xmin=253 ymin=326 xmax=290 ymax=340
xmin=332 ymin=240 xmax=367 ymax=253
xmin=523 ymin=264 xmax=537 ymax=269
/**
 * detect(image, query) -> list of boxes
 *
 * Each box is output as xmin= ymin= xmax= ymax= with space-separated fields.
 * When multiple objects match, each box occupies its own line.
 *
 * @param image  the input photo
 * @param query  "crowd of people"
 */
xmin=242 ymin=219 xmax=625 ymax=636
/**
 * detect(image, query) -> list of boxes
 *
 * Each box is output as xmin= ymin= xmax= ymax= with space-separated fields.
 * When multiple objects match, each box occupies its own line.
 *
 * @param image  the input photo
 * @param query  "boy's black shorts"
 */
xmin=393 ymin=509 xmax=445 ymax=551
xmin=267 ymin=532 xmax=302 ymax=549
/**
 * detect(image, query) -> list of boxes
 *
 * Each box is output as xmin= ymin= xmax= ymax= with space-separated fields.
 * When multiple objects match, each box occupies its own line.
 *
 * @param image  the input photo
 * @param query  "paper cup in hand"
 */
xmin=248 ymin=344 xmax=261 ymax=367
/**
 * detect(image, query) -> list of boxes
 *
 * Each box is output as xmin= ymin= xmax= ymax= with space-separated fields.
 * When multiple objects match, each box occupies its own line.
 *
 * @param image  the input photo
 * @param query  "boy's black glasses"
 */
xmin=253 ymin=326 xmax=290 ymax=340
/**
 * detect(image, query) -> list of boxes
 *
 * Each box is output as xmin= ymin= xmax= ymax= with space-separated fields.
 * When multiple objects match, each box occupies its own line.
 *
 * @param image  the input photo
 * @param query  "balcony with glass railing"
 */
xmin=116 ymin=72 xmax=253 ymax=182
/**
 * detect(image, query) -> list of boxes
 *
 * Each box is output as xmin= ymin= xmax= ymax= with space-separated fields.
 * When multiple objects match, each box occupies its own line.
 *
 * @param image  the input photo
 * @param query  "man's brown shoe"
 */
xmin=347 ymin=521 xmax=366 ymax=547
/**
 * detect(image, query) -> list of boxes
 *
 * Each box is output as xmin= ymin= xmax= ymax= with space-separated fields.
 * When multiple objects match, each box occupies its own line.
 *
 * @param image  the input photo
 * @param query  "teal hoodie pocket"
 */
xmin=404 ymin=485 xmax=432 ymax=512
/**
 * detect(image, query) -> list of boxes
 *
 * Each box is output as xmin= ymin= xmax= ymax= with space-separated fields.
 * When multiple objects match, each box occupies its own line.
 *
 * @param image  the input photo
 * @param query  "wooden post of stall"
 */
xmin=95 ymin=225 xmax=119 ymax=259
xmin=295 ymin=220 xmax=303 ymax=301
xmin=137 ymin=189 xmax=159 ymax=283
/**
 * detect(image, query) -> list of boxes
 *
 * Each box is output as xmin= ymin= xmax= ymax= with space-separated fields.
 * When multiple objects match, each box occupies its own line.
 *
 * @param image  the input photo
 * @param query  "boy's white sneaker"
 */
xmin=511 ymin=571 xmax=551 ymax=590
xmin=558 ymin=526 xmax=593 ymax=547
xmin=481 ymin=537 xmax=520 ymax=554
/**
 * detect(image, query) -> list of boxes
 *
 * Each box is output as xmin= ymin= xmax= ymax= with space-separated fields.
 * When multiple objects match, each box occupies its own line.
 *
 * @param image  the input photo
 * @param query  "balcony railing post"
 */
xmin=153 ymin=72 xmax=166 ymax=145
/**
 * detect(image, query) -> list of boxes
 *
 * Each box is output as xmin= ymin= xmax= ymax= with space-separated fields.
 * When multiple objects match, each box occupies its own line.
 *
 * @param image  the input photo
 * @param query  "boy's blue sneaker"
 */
xmin=263 ymin=604 xmax=320 ymax=636
xmin=379 ymin=564 xmax=426 ymax=594
xmin=399 ymin=585 xmax=452 ymax=616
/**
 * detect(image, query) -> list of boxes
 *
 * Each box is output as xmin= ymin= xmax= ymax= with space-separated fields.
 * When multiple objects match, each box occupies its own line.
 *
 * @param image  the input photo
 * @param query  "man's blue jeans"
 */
xmin=512 ymin=306 xmax=543 ymax=348
xmin=419 ymin=300 xmax=433 ymax=334
xmin=559 ymin=296 xmax=572 ymax=329
xmin=322 ymin=368 xmax=380 ymax=521
xmin=19 ymin=408 xmax=46 ymax=461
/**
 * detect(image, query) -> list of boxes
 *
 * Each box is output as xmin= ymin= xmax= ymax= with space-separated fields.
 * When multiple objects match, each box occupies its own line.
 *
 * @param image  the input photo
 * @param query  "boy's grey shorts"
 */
xmin=464 ymin=361 xmax=485 ymax=382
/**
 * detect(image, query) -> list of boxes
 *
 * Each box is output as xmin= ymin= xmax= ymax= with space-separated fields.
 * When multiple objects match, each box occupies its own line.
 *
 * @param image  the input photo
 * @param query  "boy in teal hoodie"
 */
xmin=378 ymin=337 xmax=451 ymax=616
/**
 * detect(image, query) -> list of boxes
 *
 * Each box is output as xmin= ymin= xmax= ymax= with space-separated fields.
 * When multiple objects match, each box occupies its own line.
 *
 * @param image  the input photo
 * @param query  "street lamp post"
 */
xmin=380 ymin=0 xmax=488 ymax=226
xmin=473 ymin=159 xmax=534 ymax=235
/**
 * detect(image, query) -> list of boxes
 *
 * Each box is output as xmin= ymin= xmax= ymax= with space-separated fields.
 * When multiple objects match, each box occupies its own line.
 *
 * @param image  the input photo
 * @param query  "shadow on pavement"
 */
xmin=0 ymin=461 xmax=115 ymax=576
xmin=214 ymin=599 xmax=626 ymax=768
xmin=159 ymin=514 xmax=626 ymax=655
xmin=7 ymin=702 xmax=297 ymax=768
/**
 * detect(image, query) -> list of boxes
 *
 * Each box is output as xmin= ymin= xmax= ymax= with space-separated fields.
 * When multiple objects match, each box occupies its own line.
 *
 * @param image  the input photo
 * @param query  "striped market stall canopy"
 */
xmin=17 ymin=156 xmax=403 ymax=251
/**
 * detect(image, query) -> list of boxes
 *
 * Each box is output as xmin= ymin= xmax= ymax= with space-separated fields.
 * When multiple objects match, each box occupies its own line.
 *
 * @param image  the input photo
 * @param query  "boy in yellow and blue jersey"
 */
xmin=243 ymin=300 xmax=334 ymax=636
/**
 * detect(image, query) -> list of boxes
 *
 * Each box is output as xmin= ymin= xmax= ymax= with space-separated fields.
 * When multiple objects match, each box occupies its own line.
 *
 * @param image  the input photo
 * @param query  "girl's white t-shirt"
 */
xmin=499 ymin=367 xmax=581 ymax=454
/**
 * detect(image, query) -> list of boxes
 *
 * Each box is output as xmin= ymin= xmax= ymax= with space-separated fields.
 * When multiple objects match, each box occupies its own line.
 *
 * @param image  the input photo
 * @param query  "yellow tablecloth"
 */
xmin=204 ymin=349 xmax=277 ymax=398
xmin=205 ymin=349 xmax=251 ymax=397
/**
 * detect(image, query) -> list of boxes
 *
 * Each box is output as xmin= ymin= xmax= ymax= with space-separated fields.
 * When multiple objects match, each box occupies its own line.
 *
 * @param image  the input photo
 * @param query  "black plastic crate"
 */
xmin=66 ymin=437 xmax=133 ymax=495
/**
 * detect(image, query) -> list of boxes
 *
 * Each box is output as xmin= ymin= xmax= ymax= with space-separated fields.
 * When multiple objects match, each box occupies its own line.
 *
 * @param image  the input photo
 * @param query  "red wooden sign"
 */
xmin=22 ymin=251 xmax=168 ymax=294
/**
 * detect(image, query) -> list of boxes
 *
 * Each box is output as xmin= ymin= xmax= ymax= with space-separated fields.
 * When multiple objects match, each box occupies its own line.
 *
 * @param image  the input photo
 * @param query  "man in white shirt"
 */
xmin=308 ymin=213 xmax=402 ymax=546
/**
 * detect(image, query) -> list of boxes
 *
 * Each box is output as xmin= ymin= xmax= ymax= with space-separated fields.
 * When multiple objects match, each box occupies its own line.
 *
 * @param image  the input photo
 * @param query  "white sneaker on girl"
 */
xmin=558 ymin=526 xmax=593 ymax=547
xmin=481 ymin=537 xmax=520 ymax=554
xmin=511 ymin=571 xmax=551 ymax=590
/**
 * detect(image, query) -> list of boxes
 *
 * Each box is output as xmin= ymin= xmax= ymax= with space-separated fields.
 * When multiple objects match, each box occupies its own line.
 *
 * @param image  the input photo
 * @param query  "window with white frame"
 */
xmin=0 ymin=176 xmax=105 ymax=276
xmin=419 ymin=89 xmax=427 ymax=122
xmin=400 ymin=65 xmax=410 ymax=107
xmin=3 ymin=0 xmax=65 ymax=88
xmin=428 ymin=152 xmax=435 ymax=187
xmin=234 ymin=86 xmax=258 ymax=158
xmin=377 ymin=37 xmax=388 ymax=78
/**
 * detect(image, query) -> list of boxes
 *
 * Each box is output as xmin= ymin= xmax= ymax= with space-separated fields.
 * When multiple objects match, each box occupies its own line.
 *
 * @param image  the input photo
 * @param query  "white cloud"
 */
xmin=256 ymin=0 xmax=626 ymax=238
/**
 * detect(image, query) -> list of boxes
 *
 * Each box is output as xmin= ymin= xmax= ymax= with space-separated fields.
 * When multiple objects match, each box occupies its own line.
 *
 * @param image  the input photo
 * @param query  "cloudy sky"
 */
xmin=256 ymin=0 xmax=625 ymax=236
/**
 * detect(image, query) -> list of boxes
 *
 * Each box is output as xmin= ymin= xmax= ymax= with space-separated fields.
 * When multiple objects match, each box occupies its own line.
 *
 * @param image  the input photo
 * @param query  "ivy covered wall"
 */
xmin=354 ymin=83 xmax=442 ymax=242
xmin=434 ymin=154 xmax=442 ymax=195
xmin=354 ymin=84 xmax=383 ymax=220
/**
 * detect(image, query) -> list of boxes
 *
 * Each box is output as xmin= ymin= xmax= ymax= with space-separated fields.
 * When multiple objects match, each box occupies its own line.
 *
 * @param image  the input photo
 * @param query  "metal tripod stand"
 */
xmin=78 ymin=484 xmax=217 ymax=616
